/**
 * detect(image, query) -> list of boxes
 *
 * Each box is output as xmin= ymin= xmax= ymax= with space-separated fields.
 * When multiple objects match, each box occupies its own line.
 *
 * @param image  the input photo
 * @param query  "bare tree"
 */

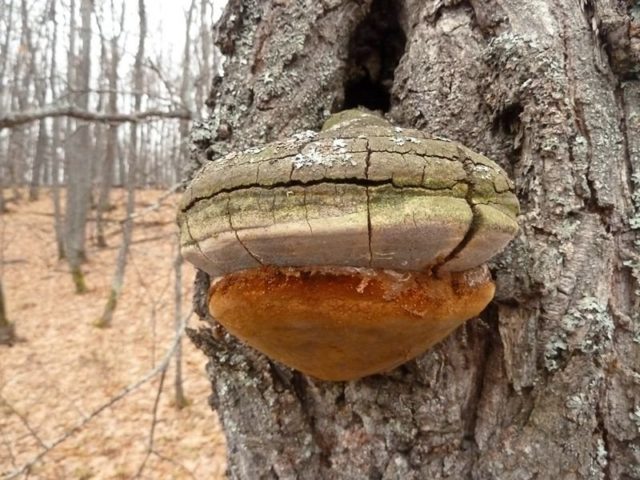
xmin=0 ymin=0 xmax=14 ymax=214
xmin=179 ymin=0 xmax=197 ymax=182
xmin=0 ymin=0 xmax=200 ymax=208
xmin=185 ymin=1 xmax=640 ymax=479
xmin=96 ymin=0 xmax=125 ymax=248
xmin=48 ymin=0 xmax=65 ymax=259
xmin=195 ymin=0 xmax=212 ymax=118
xmin=96 ymin=0 xmax=147 ymax=328
xmin=63 ymin=0 xmax=93 ymax=293
xmin=6 ymin=0 xmax=35 ymax=198
xmin=28 ymin=6 xmax=52 ymax=202
xmin=173 ymin=245 xmax=188 ymax=409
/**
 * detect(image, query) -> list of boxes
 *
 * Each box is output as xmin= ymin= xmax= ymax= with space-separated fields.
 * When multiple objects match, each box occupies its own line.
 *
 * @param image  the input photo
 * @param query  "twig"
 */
xmin=0 ymin=396 xmax=48 ymax=450
xmin=126 ymin=182 xmax=183 ymax=222
xmin=0 ymin=425 xmax=17 ymax=469
xmin=134 ymin=366 xmax=167 ymax=478
xmin=151 ymin=449 xmax=197 ymax=479
xmin=146 ymin=60 xmax=178 ymax=102
xmin=2 ymin=309 xmax=193 ymax=480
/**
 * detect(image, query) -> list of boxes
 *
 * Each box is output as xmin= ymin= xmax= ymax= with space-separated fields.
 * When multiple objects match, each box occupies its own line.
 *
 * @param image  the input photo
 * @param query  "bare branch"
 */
xmin=0 ymin=396 xmax=48 ymax=451
xmin=150 ymin=450 xmax=197 ymax=479
xmin=147 ymin=59 xmax=178 ymax=102
xmin=0 ymin=425 xmax=17 ymax=469
xmin=127 ymin=182 xmax=183 ymax=222
xmin=134 ymin=366 xmax=167 ymax=478
xmin=0 ymin=104 xmax=191 ymax=130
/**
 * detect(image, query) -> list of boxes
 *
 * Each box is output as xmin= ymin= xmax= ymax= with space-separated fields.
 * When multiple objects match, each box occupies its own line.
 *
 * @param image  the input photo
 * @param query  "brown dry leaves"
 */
xmin=0 ymin=189 xmax=226 ymax=479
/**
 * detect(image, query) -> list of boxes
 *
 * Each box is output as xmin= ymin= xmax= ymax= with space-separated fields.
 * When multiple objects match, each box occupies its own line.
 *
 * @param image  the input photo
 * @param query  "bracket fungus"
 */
xmin=178 ymin=109 xmax=519 ymax=381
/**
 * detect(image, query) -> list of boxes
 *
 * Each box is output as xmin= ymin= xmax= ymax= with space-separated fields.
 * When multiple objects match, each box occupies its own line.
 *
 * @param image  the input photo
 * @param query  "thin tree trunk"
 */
xmin=0 ymin=186 xmax=14 ymax=344
xmin=64 ymin=0 xmax=92 ymax=293
xmin=179 ymin=0 xmax=196 ymax=183
xmin=91 ymin=6 xmax=108 ymax=205
xmin=0 ymin=278 xmax=14 ymax=346
xmin=48 ymin=0 xmax=65 ymax=259
xmin=0 ymin=1 xmax=13 ymax=104
xmin=195 ymin=0 xmax=211 ymax=119
xmin=0 ymin=137 xmax=7 ymax=214
xmin=51 ymin=118 xmax=65 ymax=259
xmin=29 ymin=28 xmax=50 ymax=203
xmin=0 ymin=172 xmax=5 ymax=213
xmin=28 ymin=119 xmax=48 ymax=201
xmin=173 ymin=246 xmax=188 ymax=408
xmin=0 ymin=1 xmax=14 ymax=213
xmin=7 ymin=0 xmax=33 ymax=199
xmin=96 ymin=0 xmax=146 ymax=328
xmin=117 ymin=141 xmax=125 ymax=187
xmin=96 ymin=5 xmax=124 ymax=247
xmin=186 ymin=1 xmax=640 ymax=478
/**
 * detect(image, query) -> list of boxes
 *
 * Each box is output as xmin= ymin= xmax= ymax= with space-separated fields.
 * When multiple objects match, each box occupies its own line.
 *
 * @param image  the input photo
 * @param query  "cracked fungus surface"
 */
xmin=178 ymin=110 xmax=520 ymax=277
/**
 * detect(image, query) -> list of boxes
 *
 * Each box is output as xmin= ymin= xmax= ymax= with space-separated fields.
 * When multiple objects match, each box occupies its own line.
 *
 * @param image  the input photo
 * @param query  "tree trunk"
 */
xmin=179 ymin=0 xmax=196 ymax=183
xmin=64 ymin=0 xmax=92 ymax=293
xmin=29 ymin=31 xmax=50 ymax=202
xmin=6 ymin=0 xmax=34 ymax=199
xmin=95 ymin=0 xmax=146 ymax=328
xmin=173 ymin=247 xmax=188 ymax=409
xmin=96 ymin=27 xmax=123 ymax=248
xmin=0 ymin=0 xmax=14 ymax=214
xmin=28 ymin=118 xmax=48 ymax=202
xmin=0 ymin=278 xmax=14 ymax=346
xmin=186 ymin=1 xmax=640 ymax=479
xmin=48 ymin=0 xmax=65 ymax=259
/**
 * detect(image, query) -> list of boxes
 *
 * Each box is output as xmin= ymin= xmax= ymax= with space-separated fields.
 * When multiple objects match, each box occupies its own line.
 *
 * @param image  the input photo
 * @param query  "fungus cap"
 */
xmin=179 ymin=109 xmax=519 ymax=380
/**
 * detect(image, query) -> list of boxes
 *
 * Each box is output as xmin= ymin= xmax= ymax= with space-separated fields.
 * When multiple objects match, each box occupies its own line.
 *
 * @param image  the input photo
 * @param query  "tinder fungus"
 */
xmin=178 ymin=109 xmax=519 ymax=381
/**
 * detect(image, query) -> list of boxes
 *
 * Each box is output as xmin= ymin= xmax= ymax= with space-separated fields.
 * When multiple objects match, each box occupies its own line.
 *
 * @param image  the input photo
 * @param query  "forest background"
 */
xmin=0 ymin=0 xmax=229 ymax=477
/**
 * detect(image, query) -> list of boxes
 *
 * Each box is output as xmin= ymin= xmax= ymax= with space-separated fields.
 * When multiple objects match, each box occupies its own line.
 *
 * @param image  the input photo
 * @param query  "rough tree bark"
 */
xmin=187 ymin=1 xmax=640 ymax=478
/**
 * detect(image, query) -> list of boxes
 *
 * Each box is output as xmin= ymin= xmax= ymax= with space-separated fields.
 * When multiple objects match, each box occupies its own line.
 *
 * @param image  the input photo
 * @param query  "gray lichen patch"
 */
xmin=290 ymin=138 xmax=369 ymax=181
xmin=179 ymin=110 xmax=520 ymax=276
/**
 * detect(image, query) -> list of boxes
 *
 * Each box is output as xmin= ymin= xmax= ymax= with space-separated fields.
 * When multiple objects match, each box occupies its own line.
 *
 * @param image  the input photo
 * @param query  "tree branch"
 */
xmin=134 ymin=366 xmax=167 ymax=478
xmin=0 ymin=395 xmax=49 ymax=450
xmin=0 ymin=104 xmax=191 ymax=130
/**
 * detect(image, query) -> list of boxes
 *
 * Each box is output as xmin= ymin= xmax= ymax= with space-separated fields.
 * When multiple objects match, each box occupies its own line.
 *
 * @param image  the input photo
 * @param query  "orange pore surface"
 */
xmin=209 ymin=266 xmax=495 ymax=381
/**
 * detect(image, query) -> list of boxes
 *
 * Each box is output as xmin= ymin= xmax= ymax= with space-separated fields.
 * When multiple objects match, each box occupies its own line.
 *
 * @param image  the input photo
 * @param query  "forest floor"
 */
xmin=0 ymin=188 xmax=227 ymax=479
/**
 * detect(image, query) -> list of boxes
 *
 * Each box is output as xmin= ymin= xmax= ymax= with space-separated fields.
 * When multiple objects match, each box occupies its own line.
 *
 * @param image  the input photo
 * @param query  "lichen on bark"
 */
xmin=185 ymin=0 xmax=640 ymax=478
